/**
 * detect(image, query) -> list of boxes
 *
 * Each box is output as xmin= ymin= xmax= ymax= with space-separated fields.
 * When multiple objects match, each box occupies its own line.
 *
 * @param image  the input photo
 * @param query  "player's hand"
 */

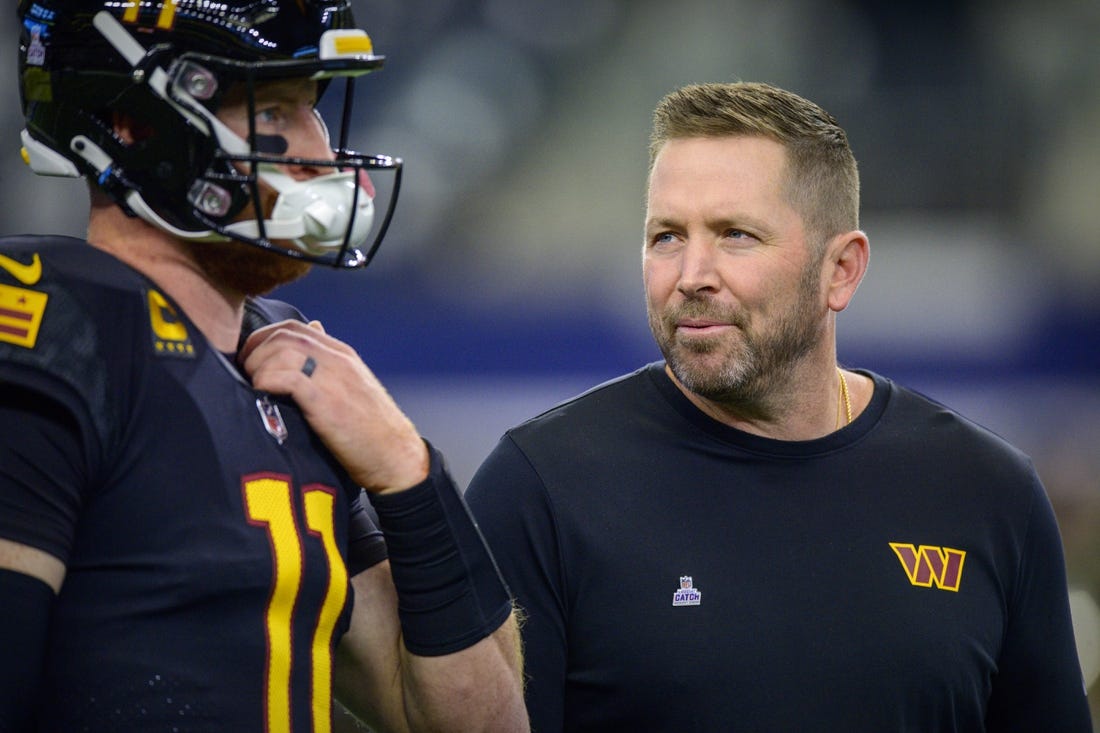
xmin=238 ymin=319 xmax=429 ymax=493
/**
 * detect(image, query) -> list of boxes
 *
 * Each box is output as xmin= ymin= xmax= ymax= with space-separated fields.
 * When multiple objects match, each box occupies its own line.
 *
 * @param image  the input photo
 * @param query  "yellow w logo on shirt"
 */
xmin=889 ymin=543 xmax=966 ymax=592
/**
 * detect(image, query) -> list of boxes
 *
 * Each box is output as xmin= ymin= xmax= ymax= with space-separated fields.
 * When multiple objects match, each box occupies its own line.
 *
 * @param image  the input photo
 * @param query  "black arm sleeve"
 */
xmin=0 ymin=568 xmax=56 ymax=732
xmin=368 ymin=444 xmax=512 ymax=657
xmin=0 ymin=387 xmax=82 ymax=731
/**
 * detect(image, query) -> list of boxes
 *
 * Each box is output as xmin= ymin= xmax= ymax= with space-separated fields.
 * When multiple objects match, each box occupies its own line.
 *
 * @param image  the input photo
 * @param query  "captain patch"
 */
xmin=147 ymin=288 xmax=195 ymax=358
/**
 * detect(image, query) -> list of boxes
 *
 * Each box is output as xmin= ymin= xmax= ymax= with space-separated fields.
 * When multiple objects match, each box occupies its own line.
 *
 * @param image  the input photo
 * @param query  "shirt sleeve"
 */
xmin=984 ymin=472 xmax=1093 ymax=732
xmin=346 ymin=489 xmax=388 ymax=577
xmin=465 ymin=434 xmax=568 ymax=733
xmin=0 ymin=385 xmax=86 ymax=563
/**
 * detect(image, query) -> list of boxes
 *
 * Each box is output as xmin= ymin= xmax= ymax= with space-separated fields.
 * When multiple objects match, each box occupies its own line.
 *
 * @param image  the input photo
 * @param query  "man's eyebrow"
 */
xmin=644 ymin=213 xmax=772 ymax=233
xmin=644 ymin=216 xmax=680 ymax=230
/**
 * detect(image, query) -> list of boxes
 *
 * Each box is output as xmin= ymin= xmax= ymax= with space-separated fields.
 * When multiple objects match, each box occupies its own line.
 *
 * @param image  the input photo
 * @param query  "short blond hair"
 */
xmin=649 ymin=82 xmax=859 ymax=244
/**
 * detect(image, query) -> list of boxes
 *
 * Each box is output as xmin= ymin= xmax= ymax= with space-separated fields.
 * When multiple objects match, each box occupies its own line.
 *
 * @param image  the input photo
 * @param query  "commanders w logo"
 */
xmin=889 ymin=543 xmax=966 ymax=592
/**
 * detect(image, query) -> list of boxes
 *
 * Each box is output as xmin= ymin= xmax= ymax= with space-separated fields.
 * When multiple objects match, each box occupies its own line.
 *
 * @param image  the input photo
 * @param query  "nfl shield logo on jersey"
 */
xmin=255 ymin=394 xmax=288 ymax=444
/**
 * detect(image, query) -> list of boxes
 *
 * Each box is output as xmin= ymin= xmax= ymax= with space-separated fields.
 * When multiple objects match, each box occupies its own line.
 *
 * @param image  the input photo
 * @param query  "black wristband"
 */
xmin=368 ymin=444 xmax=512 ymax=656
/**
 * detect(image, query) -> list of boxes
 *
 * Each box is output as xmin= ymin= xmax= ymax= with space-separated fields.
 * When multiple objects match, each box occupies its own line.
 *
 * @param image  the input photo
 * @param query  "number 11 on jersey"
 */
xmin=243 ymin=476 xmax=349 ymax=733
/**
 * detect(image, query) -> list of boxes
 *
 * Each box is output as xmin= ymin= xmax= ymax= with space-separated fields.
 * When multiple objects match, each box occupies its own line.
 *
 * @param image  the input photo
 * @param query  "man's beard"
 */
xmin=183 ymin=238 xmax=312 ymax=297
xmin=647 ymin=261 xmax=824 ymax=411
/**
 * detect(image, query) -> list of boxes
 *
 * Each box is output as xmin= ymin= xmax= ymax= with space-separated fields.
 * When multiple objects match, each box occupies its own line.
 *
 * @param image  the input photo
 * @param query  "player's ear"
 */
xmin=825 ymin=230 xmax=869 ymax=313
xmin=111 ymin=110 xmax=155 ymax=145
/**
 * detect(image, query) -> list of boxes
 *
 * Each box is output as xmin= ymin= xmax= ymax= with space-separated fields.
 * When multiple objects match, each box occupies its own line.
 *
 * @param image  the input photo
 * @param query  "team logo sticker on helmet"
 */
xmin=25 ymin=22 xmax=47 ymax=65
xmin=146 ymin=288 xmax=195 ymax=358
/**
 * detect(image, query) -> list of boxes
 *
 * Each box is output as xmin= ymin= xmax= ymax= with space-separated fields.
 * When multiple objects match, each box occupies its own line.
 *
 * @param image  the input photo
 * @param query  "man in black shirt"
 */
xmin=465 ymin=81 xmax=1091 ymax=732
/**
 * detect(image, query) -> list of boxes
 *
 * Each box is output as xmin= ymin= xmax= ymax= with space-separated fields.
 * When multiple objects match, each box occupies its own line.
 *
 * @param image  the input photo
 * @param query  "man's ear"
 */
xmin=111 ymin=110 xmax=155 ymax=145
xmin=825 ymin=230 xmax=869 ymax=313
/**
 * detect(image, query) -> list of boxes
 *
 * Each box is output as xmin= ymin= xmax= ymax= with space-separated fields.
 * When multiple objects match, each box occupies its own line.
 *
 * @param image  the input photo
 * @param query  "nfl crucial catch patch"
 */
xmin=25 ymin=21 xmax=47 ymax=65
xmin=672 ymin=576 xmax=702 ymax=606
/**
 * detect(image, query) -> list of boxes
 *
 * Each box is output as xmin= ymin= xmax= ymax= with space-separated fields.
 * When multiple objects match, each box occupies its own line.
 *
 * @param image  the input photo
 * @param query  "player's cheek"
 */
xmin=358 ymin=170 xmax=375 ymax=198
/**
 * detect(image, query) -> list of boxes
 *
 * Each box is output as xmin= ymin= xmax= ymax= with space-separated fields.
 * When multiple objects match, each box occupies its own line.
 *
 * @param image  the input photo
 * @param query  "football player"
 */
xmin=0 ymin=2 xmax=526 ymax=731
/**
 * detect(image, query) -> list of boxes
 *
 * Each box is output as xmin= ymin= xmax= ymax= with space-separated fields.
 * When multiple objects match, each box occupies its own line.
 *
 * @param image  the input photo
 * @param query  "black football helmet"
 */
xmin=17 ymin=0 xmax=402 ymax=268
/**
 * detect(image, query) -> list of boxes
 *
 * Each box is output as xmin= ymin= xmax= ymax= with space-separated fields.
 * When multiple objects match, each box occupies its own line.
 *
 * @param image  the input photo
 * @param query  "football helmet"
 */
xmin=17 ymin=0 xmax=402 ymax=268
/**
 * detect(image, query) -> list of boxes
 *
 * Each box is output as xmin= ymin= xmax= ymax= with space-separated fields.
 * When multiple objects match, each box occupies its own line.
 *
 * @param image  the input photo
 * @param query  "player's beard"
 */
xmin=648 ymin=258 xmax=824 ymax=412
xmin=182 ymin=238 xmax=312 ymax=297
xmin=183 ymin=185 xmax=313 ymax=296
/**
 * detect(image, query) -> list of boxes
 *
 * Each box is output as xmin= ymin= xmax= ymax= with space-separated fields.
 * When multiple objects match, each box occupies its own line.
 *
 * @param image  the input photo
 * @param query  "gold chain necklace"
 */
xmin=836 ymin=367 xmax=852 ymax=428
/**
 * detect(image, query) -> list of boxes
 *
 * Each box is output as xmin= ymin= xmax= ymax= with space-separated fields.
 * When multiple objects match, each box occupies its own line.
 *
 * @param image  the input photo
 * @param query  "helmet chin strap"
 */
xmin=88 ymin=10 xmax=375 ymax=256
xmin=62 ymin=132 xmax=234 ymax=244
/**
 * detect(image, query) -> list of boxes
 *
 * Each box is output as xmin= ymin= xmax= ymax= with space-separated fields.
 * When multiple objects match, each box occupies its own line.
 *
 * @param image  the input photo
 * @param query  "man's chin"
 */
xmin=665 ymin=346 xmax=751 ymax=399
xmin=185 ymin=239 xmax=313 ymax=296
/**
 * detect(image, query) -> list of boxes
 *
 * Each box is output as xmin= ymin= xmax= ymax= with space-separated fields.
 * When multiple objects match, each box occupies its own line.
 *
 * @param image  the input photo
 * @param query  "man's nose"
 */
xmin=677 ymin=238 xmax=721 ymax=295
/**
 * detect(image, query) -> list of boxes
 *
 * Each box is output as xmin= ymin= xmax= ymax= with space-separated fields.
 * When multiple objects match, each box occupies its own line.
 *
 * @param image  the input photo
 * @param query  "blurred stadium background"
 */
xmin=3 ymin=0 xmax=1098 ymax=722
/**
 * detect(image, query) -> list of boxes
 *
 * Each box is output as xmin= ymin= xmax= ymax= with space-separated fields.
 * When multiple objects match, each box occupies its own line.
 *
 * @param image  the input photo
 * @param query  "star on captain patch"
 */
xmin=672 ymin=576 xmax=702 ymax=607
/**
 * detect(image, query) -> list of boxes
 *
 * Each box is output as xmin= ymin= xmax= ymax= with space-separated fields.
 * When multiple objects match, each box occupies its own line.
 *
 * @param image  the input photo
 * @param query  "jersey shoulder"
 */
xmin=493 ymin=364 xmax=667 ymax=480
xmin=0 ymin=236 xmax=192 ymax=455
xmin=507 ymin=364 xmax=656 ymax=441
xmin=874 ymin=374 xmax=1043 ymax=516
xmin=881 ymin=375 xmax=1032 ymax=466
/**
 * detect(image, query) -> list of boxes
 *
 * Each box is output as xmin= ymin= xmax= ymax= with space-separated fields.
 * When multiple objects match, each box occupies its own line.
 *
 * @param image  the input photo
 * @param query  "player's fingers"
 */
xmin=244 ymin=348 xmax=316 ymax=395
xmin=239 ymin=320 xmax=320 ymax=363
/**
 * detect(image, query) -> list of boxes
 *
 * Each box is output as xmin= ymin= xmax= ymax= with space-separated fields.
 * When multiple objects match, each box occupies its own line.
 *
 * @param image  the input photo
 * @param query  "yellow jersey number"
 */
xmin=243 ymin=477 xmax=349 ymax=733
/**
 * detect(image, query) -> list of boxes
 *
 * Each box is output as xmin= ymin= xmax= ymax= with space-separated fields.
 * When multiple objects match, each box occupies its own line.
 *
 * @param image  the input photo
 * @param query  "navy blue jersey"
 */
xmin=0 ymin=236 xmax=387 ymax=732
xmin=465 ymin=362 xmax=1092 ymax=732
